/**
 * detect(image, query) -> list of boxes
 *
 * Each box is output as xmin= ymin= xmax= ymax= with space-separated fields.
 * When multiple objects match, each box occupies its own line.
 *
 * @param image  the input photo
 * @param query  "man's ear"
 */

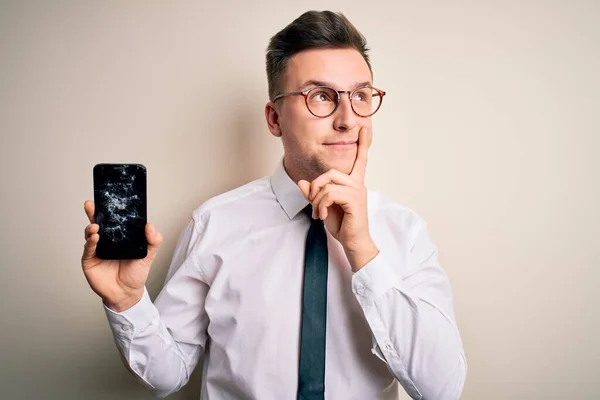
xmin=265 ymin=102 xmax=282 ymax=137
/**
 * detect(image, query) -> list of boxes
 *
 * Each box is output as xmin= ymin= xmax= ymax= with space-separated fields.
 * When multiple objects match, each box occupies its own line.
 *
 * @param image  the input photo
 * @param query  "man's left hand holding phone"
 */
xmin=81 ymin=163 xmax=163 ymax=313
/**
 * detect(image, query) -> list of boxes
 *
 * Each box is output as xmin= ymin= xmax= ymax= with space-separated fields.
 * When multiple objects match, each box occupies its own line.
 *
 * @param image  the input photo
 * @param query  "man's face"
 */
xmin=268 ymin=48 xmax=373 ymax=182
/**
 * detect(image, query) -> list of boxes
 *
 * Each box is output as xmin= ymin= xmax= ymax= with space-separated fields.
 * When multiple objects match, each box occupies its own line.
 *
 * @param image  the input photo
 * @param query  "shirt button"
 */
xmin=356 ymin=286 xmax=365 ymax=296
xmin=385 ymin=344 xmax=393 ymax=351
xmin=121 ymin=324 xmax=130 ymax=331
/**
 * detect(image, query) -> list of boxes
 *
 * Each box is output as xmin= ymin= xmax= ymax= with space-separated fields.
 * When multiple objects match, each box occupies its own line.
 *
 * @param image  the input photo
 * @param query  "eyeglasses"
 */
xmin=272 ymin=85 xmax=386 ymax=118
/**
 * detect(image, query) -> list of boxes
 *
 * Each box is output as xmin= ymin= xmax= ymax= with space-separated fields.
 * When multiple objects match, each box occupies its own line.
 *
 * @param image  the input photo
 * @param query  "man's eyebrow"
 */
xmin=298 ymin=80 xmax=372 ymax=90
xmin=352 ymin=81 xmax=372 ymax=89
xmin=298 ymin=80 xmax=333 ymax=90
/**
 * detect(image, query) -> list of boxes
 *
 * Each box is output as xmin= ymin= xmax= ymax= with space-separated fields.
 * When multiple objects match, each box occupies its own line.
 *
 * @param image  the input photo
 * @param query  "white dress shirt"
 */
xmin=104 ymin=160 xmax=467 ymax=400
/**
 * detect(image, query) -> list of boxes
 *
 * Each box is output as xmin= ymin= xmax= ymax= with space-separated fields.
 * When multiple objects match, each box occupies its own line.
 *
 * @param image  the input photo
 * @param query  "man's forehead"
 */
xmin=284 ymin=48 xmax=372 ymax=90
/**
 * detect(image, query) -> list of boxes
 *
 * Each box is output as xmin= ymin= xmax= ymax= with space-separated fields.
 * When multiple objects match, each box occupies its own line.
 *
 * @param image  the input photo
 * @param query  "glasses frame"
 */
xmin=272 ymin=85 xmax=386 ymax=118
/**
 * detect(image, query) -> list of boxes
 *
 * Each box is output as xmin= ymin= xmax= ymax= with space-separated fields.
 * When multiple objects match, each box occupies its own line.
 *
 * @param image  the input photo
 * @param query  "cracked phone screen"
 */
xmin=93 ymin=164 xmax=147 ymax=259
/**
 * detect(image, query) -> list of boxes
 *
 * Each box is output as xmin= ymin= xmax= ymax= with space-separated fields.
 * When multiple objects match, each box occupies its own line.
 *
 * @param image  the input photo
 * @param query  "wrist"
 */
xmin=104 ymin=290 xmax=143 ymax=313
xmin=344 ymin=238 xmax=379 ymax=272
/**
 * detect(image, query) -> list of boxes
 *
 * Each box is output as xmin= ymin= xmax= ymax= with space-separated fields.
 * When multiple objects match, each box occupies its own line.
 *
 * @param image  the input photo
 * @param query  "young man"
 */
xmin=82 ymin=10 xmax=467 ymax=400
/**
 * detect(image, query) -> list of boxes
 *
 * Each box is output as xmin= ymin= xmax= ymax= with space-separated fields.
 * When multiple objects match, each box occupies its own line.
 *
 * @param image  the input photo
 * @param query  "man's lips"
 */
xmin=323 ymin=140 xmax=357 ymax=146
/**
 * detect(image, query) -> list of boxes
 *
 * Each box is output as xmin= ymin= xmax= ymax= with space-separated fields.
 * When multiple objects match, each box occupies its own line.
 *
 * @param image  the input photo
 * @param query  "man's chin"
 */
xmin=318 ymin=159 xmax=354 ymax=175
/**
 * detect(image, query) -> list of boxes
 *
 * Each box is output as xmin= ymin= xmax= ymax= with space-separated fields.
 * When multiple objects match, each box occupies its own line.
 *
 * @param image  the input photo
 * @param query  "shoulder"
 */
xmin=367 ymin=189 xmax=428 ymax=234
xmin=189 ymin=175 xmax=274 ymax=226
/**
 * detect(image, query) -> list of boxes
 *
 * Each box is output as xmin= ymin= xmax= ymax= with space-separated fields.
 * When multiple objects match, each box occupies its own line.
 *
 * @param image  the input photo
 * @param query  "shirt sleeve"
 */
xmin=103 ymin=217 xmax=210 ymax=398
xmin=351 ymin=215 xmax=467 ymax=400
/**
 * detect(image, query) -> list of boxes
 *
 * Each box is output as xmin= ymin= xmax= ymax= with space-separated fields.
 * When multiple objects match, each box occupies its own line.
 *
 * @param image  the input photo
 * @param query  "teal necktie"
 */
xmin=297 ymin=205 xmax=328 ymax=400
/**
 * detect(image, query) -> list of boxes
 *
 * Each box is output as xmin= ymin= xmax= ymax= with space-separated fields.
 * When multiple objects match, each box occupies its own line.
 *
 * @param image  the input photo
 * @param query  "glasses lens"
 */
xmin=306 ymin=87 xmax=338 ymax=117
xmin=351 ymin=87 xmax=382 ymax=117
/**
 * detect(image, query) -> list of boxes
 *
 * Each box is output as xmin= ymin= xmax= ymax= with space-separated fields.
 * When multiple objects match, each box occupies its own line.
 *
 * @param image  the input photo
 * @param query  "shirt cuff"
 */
xmin=351 ymin=252 xmax=398 ymax=307
xmin=103 ymin=286 xmax=158 ymax=334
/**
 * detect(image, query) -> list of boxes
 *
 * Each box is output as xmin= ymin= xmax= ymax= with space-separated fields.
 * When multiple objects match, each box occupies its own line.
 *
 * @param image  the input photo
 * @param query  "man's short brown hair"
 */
xmin=265 ymin=10 xmax=372 ymax=101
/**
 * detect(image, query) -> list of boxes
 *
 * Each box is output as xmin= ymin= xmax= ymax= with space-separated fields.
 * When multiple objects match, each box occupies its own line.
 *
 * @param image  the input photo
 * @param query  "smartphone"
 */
xmin=93 ymin=163 xmax=147 ymax=259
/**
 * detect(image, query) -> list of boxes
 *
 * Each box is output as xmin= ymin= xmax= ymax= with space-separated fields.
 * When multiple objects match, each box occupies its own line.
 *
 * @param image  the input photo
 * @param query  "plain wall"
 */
xmin=1 ymin=1 xmax=598 ymax=399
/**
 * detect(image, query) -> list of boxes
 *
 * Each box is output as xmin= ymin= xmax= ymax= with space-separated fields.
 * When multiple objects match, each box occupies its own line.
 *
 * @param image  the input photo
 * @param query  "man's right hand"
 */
xmin=81 ymin=200 xmax=163 ymax=312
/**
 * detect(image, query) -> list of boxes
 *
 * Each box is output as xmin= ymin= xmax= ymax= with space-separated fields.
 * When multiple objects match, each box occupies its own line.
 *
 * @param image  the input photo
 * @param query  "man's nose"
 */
xmin=333 ymin=94 xmax=358 ymax=132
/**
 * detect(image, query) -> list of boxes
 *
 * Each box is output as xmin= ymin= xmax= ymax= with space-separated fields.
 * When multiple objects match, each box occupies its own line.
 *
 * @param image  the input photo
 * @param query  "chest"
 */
xmin=203 ymin=224 xmax=366 ymax=339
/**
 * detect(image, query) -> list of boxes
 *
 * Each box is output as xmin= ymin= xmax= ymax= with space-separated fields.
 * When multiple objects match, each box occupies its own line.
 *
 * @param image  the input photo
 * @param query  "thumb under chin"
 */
xmin=297 ymin=180 xmax=310 ymax=198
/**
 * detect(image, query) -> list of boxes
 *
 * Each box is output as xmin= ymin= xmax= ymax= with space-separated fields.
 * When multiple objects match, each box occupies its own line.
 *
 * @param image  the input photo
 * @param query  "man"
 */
xmin=81 ymin=10 xmax=467 ymax=400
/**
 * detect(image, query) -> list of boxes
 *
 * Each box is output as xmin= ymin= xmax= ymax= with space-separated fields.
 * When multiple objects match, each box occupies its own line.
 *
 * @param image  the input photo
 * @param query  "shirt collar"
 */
xmin=270 ymin=158 xmax=309 ymax=220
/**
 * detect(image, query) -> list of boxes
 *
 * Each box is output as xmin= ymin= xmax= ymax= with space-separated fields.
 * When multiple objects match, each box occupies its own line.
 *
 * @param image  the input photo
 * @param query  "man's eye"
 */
xmin=311 ymin=91 xmax=334 ymax=102
xmin=352 ymin=90 xmax=370 ymax=102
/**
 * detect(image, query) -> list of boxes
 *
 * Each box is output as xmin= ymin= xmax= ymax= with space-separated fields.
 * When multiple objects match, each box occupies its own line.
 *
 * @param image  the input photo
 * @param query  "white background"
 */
xmin=0 ymin=1 xmax=598 ymax=399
